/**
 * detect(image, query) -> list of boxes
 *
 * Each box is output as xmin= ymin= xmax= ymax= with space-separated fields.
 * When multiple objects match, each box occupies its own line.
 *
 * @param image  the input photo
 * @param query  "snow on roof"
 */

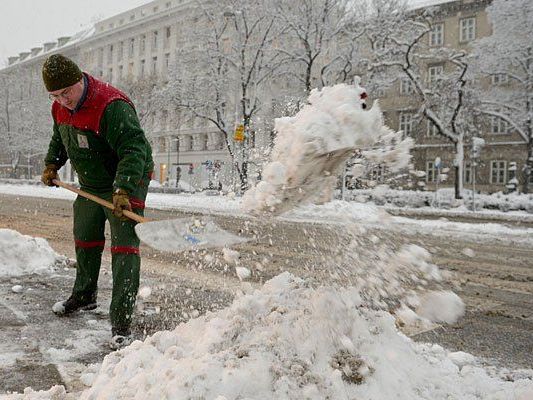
xmin=408 ymin=0 xmax=456 ymax=9
xmin=1 ymin=25 xmax=95 ymax=70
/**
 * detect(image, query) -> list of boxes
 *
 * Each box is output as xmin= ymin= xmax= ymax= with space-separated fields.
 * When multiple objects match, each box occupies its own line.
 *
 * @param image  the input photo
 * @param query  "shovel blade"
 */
xmin=135 ymin=217 xmax=247 ymax=252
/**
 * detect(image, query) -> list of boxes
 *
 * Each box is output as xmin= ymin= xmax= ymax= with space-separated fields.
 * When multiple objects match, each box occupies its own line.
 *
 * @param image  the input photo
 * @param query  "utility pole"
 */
xmin=434 ymin=157 xmax=442 ymax=208
xmin=471 ymin=137 xmax=485 ymax=212
xmin=175 ymin=137 xmax=181 ymax=190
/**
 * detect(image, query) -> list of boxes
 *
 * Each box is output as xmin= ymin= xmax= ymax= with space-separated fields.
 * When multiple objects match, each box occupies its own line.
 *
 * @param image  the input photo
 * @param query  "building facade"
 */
xmin=0 ymin=0 xmax=527 ymax=193
xmin=375 ymin=0 xmax=528 ymax=194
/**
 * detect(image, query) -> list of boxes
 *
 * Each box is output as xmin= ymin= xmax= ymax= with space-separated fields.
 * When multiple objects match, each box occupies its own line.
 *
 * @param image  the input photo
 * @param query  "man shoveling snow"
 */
xmin=40 ymin=54 xmax=154 ymax=350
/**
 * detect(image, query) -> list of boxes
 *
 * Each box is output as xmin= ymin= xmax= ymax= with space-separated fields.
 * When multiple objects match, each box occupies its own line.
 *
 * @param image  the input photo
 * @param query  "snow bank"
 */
xmin=349 ymin=186 xmax=533 ymax=213
xmin=60 ymin=273 xmax=532 ymax=399
xmin=0 ymin=229 xmax=65 ymax=277
xmin=243 ymin=81 xmax=413 ymax=215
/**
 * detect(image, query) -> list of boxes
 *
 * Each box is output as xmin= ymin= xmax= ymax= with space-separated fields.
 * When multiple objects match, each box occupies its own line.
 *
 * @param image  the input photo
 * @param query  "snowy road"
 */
xmin=0 ymin=192 xmax=532 ymax=394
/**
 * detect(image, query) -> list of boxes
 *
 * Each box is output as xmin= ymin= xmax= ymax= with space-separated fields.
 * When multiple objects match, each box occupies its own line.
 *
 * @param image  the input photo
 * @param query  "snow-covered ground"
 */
xmin=1 ymin=184 xmax=532 ymax=247
xmin=347 ymin=186 xmax=533 ymax=214
xmin=1 ymin=183 xmax=533 ymax=398
xmin=1 ymin=243 xmax=532 ymax=399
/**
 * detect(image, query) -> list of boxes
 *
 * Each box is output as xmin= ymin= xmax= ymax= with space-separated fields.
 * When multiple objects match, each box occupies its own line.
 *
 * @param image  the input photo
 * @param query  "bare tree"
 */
xmin=365 ymin=1 xmax=475 ymax=199
xmin=0 ymin=72 xmax=50 ymax=178
xmin=472 ymin=0 xmax=533 ymax=192
xmin=273 ymin=0 xmax=359 ymax=93
xmin=161 ymin=0 xmax=282 ymax=191
xmin=118 ymin=74 xmax=159 ymax=130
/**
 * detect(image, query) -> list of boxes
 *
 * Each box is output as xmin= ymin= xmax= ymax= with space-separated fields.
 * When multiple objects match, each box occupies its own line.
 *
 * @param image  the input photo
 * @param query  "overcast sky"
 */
xmin=0 ymin=0 xmax=153 ymax=67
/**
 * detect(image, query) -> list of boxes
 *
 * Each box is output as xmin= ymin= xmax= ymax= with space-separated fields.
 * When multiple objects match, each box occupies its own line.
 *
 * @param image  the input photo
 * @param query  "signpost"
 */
xmin=234 ymin=124 xmax=245 ymax=142
xmin=471 ymin=137 xmax=485 ymax=212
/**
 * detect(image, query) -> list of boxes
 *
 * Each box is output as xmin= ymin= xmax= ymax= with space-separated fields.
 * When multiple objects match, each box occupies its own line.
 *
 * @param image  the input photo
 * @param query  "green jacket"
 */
xmin=45 ymin=74 xmax=153 ymax=194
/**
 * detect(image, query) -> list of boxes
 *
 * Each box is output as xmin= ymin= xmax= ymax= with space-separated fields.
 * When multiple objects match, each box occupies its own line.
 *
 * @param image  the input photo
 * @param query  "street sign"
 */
xmin=234 ymin=124 xmax=245 ymax=141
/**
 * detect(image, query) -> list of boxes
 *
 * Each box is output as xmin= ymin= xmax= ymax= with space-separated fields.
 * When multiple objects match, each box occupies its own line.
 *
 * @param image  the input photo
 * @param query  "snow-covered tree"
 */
xmin=118 ymin=75 xmax=159 ymax=132
xmin=273 ymin=0 xmax=362 ymax=94
xmin=160 ymin=0 xmax=282 ymax=191
xmin=0 ymin=72 xmax=50 ymax=177
xmin=472 ymin=0 xmax=533 ymax=192
xmin=364 ymin=1 xmax=475 ymax=198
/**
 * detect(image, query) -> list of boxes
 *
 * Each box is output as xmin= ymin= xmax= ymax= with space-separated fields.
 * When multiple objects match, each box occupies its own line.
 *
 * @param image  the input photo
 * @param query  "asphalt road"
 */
xmin=0 ymin=193 xmax=531 ymax=394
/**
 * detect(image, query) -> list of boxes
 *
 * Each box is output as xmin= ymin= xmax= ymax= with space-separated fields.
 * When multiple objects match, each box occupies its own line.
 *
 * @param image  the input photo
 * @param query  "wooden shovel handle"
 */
xmin=53 ymin=179 xmax=149 ymax=224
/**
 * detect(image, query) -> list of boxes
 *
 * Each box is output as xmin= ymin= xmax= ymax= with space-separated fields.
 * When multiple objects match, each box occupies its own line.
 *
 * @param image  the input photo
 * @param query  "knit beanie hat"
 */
xmin=42 ymin=54 xmax=83 ymax=91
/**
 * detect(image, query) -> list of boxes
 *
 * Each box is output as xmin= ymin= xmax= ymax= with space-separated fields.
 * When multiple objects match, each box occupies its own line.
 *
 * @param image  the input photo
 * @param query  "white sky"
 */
xmin=0 ymin=0 xmax=153 ymax=67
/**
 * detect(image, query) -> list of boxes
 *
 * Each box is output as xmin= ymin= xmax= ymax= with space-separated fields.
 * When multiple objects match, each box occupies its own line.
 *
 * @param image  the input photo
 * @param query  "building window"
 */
xmin=152 ymin=30 xmax=158 ymax=50
xmin=108 ymin=67 xmax=113 ymax=82
xmin=97 ymin=48 xmax=104 ymax=67
xmin=166 ymin=1 xmax=172 ymax=8
xmin=161 ymin=110 xmax=168 ymax=131
xmin=118 ymin=41 xmax=124 ymax=61
xmin=492 ymin=74 xmax=508 ymax=85
xmin=118 ymin=65 xmax=123 ymax=80
xmin=130 ymin=14 xmax=135 ymax=21
xmin=140 ymin=59 xmax=146 ymax=77
xmin=460 ymin=17 xmax=476 ymax=42
xmin=140 ymin=34 xmax=146 ymax=54
xmin=426 ymin=161 xmax=436 ymax=183
xmin=108 ymin=45 xmax=114 ymax=64
xmin=164 ymin=27 xmax=171 ymax=49
xmin=464 ymin=162 xmax=472 ymax=184
xmin=399 ymin=112 xmax=414 ymax=136
xmin=153 ymin=6 xmax=159 ymax=13
xmin=427 ymin=120 xmax=439 ymax=137
xmin=491 ymin=160 xmax=507 ymax=184
xmin=491 ymin=116 xmax=508 ymax=134
xmin=164 ymin=53 xmax=170 ymax=74
xmin=158 ymin=137 xmax=166 ymax=152
xmin=429 ymin=23 xmax=444 ymax=46
xmin=428 ymin=65 xmax=444 ymax=82
xmin=128 ymin=62 xmax=134 ymax=76
xmin=400 ymin=78 xmax=414 ymax=95
xmin=152 ymin=56 xmax=158 ymax=75
xmin=128 ymin=38 xmax=135 ymax=57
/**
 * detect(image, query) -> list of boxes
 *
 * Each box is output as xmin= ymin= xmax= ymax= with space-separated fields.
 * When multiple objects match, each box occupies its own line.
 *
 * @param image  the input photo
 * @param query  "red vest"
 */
xmin=52 ymin=73 xmax=134 ymax=135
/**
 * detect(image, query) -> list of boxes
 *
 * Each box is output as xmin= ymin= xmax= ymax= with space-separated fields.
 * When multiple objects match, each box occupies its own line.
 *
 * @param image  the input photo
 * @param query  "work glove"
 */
xmin=112 ymin=188 xmax=132 ymax=221
xmin=41 ymin=164 xmax=59 ymax=187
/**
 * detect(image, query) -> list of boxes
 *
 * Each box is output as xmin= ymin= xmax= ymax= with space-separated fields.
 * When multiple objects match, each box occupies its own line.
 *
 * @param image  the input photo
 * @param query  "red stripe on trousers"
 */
xmin=129 ymin=197 xmax=145 ymax=210
xmin=75 ymin=239 xmax=105 ymax=248
xmin=111 ymin=246 xmax=140 ymax=255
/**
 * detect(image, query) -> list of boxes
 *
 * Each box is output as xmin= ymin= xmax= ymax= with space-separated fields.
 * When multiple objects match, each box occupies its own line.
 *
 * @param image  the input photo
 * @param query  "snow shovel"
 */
xmin=52 ymin=180 xmax=247 ymax=252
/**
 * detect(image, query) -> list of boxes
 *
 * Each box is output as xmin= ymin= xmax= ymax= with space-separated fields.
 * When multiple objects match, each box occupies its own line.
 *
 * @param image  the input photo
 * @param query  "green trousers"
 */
xmin=71 ymin=182 xmax=148 ymax=331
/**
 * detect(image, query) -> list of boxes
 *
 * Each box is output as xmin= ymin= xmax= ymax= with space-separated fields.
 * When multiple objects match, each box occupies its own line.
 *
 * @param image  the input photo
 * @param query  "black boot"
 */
xmin=52 ymin=294 xmax=97 ymax=315
xmin=110 ymin=326 xmax=133 ymax=350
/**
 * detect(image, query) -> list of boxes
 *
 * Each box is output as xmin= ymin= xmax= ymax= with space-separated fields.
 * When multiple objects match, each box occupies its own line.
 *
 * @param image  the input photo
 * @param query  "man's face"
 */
xmin=48 ymin=79 xmax=84 ymax=110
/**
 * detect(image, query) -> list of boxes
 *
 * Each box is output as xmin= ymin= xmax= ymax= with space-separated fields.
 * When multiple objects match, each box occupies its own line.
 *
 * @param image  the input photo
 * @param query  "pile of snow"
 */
xmin=349 ymin=186 xmax=533 ymax=213
xmin=13 ymin=273 xmax=532 ymax=400
xmin=0 ymin=229 xmax=66 ymax=277
xmin=243 ymin=80 xmax=413 ymax=215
